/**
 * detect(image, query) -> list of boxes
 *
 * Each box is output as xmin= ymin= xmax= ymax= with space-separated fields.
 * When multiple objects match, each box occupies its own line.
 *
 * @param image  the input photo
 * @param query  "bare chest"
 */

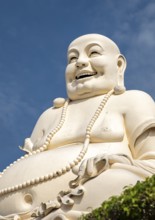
xmin=49 ymin=98 xmax=125 ymax=147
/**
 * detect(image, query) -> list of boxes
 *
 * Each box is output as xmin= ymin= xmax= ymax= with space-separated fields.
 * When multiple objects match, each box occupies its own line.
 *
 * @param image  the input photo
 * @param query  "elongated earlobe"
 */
xmin=114 ymin=85 xmax=126 ymax=95
xmin=114 ymin=54 xmax=126 ymax=95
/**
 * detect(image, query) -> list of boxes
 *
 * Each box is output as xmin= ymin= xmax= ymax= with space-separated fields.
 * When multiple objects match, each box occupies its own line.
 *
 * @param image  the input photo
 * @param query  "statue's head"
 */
xmin=65 ymin=34 xmax=127 ymax=100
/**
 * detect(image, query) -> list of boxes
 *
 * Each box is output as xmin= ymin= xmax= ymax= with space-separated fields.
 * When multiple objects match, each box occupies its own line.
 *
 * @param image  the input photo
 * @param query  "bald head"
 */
xmin=68 ymin=34 xmax=120 ymax=56
xmin=66 ymin=33 xmax=126 ymax=100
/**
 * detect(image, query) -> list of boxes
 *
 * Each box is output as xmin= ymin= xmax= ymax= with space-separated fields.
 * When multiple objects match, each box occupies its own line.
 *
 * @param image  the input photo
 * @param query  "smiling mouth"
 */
xmin=75 ymin=72 xmax=97 ymax=80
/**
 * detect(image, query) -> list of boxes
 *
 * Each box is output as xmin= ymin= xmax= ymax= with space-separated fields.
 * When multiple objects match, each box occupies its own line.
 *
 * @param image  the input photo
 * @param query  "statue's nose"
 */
xmin=76 ymin=56 xmax=89 ymax=68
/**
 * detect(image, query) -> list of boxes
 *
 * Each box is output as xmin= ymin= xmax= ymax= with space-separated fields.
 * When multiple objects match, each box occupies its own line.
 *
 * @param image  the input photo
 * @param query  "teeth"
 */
xmin=76 ymin=72 xmax=97 ymax=80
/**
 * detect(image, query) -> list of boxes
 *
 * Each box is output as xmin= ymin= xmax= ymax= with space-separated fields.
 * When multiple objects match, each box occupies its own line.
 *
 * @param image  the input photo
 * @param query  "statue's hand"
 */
xmin=78 ymin=154 xmax=109 ymax=179
xmin=19 ymin=138 xmax=33 ymax=153
xmin=70 ymin=154 xmax=133 ymax=188
xmin=78 ymin=153 xmax=132 ymax=178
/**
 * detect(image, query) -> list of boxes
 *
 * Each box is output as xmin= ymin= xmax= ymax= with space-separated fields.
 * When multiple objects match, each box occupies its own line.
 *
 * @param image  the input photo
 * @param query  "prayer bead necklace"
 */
xmin=0 ymin=89 xmax=114 ymax=196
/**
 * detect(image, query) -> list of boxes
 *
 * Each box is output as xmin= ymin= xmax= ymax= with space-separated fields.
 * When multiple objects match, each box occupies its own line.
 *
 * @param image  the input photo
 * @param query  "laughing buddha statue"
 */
xmin=0 ymin=34 xmax=155 ymax=220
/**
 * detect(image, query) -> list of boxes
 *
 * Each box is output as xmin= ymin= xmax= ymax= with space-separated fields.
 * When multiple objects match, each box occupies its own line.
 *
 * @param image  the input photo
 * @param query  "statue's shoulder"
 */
xmin=120 ymin=90 xmax=155 ymax=114
xmin=121 ymin=90 xmax=154 ymax=104
xmin=38 ymin=97 xmax=66 ymax=121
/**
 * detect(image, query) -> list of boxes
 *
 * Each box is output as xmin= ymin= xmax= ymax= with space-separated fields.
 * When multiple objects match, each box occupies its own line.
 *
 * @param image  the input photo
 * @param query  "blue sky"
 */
xmin=0 ymin=0 xmax=155 ymax=170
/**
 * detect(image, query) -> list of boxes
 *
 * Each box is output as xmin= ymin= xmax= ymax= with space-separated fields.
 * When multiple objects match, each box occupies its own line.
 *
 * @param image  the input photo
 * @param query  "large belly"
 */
xmin=0 ymin=143 xmax=135 ymax=216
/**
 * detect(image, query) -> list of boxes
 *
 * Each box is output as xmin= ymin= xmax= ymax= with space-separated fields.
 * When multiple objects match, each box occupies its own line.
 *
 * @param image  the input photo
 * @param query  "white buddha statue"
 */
xmin=0 ymin=34 xmax=155 ymax=220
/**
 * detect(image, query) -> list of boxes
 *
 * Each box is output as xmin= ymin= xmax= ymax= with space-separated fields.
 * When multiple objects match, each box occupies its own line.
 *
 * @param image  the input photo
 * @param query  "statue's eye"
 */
xmin=89 ymin=51 xmax=100 ymax=57
xmin=69 ymin=57 xmax=78 ymax=63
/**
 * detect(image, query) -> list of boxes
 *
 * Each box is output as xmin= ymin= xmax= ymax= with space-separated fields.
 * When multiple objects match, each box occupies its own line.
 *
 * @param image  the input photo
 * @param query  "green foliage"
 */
xmin=80 ymin=175 xmax=155 ymax=220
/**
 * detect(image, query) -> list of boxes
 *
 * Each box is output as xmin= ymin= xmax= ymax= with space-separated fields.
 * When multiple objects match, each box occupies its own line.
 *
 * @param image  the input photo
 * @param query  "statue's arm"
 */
xmin=133 ymin=128 xmax=155 ymax=174
xmin=21 ymin=107 xmax=55 ymax=153
xmin=74 ymin=91 xmax=155 ymax=181
xmin=124 ymin=91 xmax=155 ymax=174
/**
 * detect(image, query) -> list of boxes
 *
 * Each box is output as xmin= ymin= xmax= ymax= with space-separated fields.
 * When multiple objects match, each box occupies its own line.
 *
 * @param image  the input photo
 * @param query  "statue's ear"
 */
xmin=114 ymin=54 xmax=127 ymax=95
xmin=117 ymin=54 xmax=127 ymax=75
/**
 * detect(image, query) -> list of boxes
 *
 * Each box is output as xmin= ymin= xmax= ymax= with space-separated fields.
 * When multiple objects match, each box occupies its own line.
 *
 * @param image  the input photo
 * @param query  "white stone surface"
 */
xmin=0 ymin=34 xmax=155 ymax=220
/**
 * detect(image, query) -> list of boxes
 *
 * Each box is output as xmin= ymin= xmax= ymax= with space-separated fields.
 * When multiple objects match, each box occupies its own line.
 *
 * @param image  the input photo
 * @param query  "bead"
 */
xmin=39 ymin=147 xmax=44 ymax=152
xmin=44 ymin=140 xmax=49 ymax=146
xmin=85 ymin=134 xmax=90 ymax=139
xmin=95 ymin=110 xmax=100 ymax=115
xmin=3 ymin=189 xmax=7 ymax=193
xmin=48 ymin=173 xmax=54 ymax=179
xmin=14 ymin=185 xmax=19 ymax=191
xmin=51 ymin=172 xmax=56 ymax=178
xmin=88 ymin=124 xmax=93 ymax=129
xmin=79 ymin=152 xmax=84 ymax=157
xmin=86 ymin=127 xmax=91 ymax=132
xmin=90 ymin=117 xmax=96 ymax=123
xmin=56 ymin=170 xmax=62 ymax=176
xmin=18 ymin=184 xmax=23 ymax=190
xmin=77 ymin=156 xmax=82 ymax=161
xmin=53 ymin=97 xmax=66 ymax=108
xmin=41 ymin=176 xmax=46 ymax=182
xmin=26 ymin=180 xmax=31 ymax=186
xmin=57 ymin=124 xmax=62 ymax=130
xmin=33 ymin=151 xmax=37 ymax=155
xmin=46 ymin=136 xmax=51 ymax=141
xmin=82 ymin=149 xmax=87 ymax=154
xmin=44 ymin=175 xmax=49 ymax=181
xmin=54 ymin=128 xmax=59 ymax=133
xmin=30 ymin=179 xmax=35 ymax=185
xmin=69 ymin=162 xmax=75 ymax=168
xmin=0 ymin=190 xmax=4 ymax=195
xmin=42 ymin=146 xmax=48 ymax=151
xmin=11 ymin=186 xmax=15 ymax=191
xmin=98 ymin=106 xmax=103 ymax=110
xmin=66 ymin=165 xmax=71 ymax=171
xmin=100 ymin=102 xmax=106 ymax=107
xmin=7 ymin=187 xmax=11 ymax=192
xmin=61 ymin=168 xmax=67 ymax=173
xmin=34 ymin=177 xmax=40 ymax=184
xmin=73 ymin=159 xmax=79 ymax=165
xmin=48 ymin=132 xmax=53 ymax=136
xmin=61 ymin=113 xmax=66 ymax=117
xmin=22 ymin=182 xmax=27 ymax=188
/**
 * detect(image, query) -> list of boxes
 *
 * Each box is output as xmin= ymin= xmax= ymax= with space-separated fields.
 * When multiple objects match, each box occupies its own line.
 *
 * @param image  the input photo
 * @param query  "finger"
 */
xmin=87 ymin=158 xmax=95 ymax=176
xmin=78 ymin=159 xmax=87 ymax=177
xmin=94 ymin=155 xmax=105 ymax=163
xmin=109 ymin=154 xmax=131 ymax=165
xmin=72 ymin=165 xmax=79 ymax=175
xmin=94 ymin=155 xmax=109 ymax=172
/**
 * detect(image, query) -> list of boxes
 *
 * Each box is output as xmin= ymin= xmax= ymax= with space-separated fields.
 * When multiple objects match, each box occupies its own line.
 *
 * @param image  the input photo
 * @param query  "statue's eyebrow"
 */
xmin=68 ymin=48 xmax=78 ymax=54
xmin=85 ymin=42 xmax=104 ymax=51
xmin=67 ymin=42 xmax=104 ymax=55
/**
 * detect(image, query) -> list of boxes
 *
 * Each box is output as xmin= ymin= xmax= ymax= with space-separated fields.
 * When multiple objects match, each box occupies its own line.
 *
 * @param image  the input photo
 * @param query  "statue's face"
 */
xmin=65 ymin=34 xmax=122 ymax=100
